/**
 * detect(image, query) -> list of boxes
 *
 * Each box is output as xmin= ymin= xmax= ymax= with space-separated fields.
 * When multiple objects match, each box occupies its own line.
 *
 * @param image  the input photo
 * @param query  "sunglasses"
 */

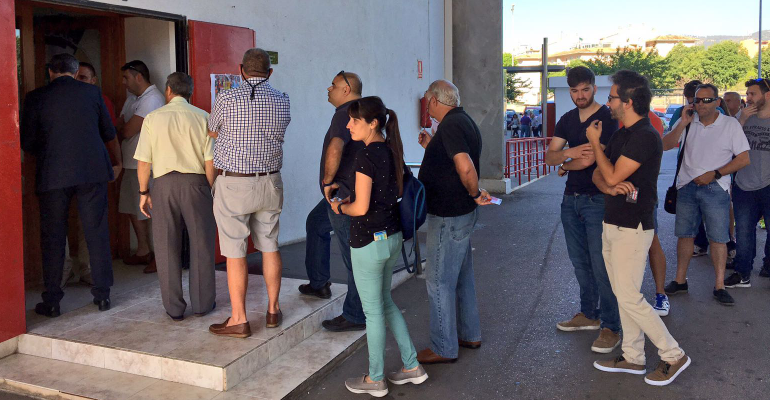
xmin=753 ymin=78 xmax=770 ymax=92
xmin=693 ymin=97 xmax=718 ymax=104
xmin=337 ymin=70 xmax=351 ymax=89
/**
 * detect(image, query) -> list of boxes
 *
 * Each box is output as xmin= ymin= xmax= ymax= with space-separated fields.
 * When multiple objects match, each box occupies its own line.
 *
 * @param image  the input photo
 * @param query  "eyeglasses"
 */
xmin=337 ymin=70 xmax=351 ymax=90
xmin=693 ymin=97 xmax=718 ymax=104
xmin=607 ymin=94 xmax=621 ymax=102
xmin=753 ymin=78 xmax=770 ymax=92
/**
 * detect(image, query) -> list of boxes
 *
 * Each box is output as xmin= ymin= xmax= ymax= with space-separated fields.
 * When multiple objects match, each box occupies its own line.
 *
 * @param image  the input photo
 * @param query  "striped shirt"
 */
xmin=209 ymin=78 xmax=291 ymax=173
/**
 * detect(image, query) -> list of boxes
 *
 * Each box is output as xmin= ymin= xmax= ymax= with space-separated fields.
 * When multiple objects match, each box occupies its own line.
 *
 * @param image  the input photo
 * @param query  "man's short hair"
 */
xmin=48 ymin=53 xmax=79 ymax=74
xmin=338 ymin=71 xmax=363 ymax=95
xmin=427 ymin=79 xmax=461 ymax=107
xmin=121 ymin=60 xmax=151 ymax=83
xmin=79 ymin=62 xmax=97 ymax=78
xmin=745 ymin=78 xmax=770 ymax=94
xmin=566 ymin=66 xmax=595 ymax=87
xmin=695 ymin=83 xmax=719 ymax=99
xmin=683 ymin=79 xmax=703 ymax=98
xmin=242 ymin=48 xmax=271 ymax=77
xmin=610 ymin=70 xmax=651 ymax=116
xmin=165 ymin=72 xmax=193 ymax=100
xmin=724 ymin=91 xmax=741 ymax=99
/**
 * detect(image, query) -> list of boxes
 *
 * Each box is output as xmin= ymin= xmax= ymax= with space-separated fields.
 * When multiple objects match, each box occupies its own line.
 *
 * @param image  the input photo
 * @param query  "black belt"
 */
xmin=220 ymin=170 xmax=279 ymax=177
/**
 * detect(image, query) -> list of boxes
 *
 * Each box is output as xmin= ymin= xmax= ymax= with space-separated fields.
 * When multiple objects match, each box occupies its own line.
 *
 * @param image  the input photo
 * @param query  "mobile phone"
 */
xmin=686 ymin=109 xmax=694 ymax=116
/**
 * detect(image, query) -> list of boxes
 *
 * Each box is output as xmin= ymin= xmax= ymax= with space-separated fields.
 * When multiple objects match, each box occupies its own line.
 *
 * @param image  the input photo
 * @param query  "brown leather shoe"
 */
xmin=209 ymin=317 xmax=251 ymax=338
xmin=459 ymin=340 xmax=482 ymax=349
xmin=124 ymin=251 xmax=154 ymax=266
xmin=266 ymin=310 xmax=282 ymax=328
xmin=417 ymin=348 xmax=457 ymax=364
xmin=143 ymin=259 xmax=157 ymax=274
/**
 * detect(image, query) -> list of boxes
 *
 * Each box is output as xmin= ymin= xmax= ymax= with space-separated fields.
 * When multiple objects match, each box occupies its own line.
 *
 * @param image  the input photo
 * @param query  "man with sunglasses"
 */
xmin=299 ymin=71 xmax=367 ymax=332
xmin=662 ymin=83 xmax=750 ymax=306
xmin=724 ymin=79 xmax=770 ymax=288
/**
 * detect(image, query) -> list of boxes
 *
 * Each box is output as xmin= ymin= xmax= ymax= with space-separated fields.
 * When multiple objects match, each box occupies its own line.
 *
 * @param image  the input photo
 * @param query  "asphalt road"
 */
xmin=295 ymin=150 xmax=770 ymax=400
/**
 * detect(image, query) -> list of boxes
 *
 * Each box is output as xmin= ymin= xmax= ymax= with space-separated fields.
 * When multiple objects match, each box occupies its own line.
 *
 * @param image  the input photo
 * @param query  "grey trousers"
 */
xmin=151 ymin=172 xmax=216 ymax=317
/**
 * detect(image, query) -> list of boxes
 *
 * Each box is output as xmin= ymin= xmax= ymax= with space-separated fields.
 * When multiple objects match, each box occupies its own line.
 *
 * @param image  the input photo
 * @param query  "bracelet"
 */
xmin=138 ymin=189 xmax=150 ymax=195
xmin=322 ymin=181 xmax=334 ymax=188
xmin=471 ymin=190 xmax=482 ymax=199
xmin=337 ymin=202 xmax=345 ymax=215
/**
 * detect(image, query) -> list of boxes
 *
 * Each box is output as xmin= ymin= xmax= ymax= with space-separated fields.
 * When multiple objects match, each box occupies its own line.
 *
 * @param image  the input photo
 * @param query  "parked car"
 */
xmin=652 ymin=110 xmax=670 ymax=132
xmin=665 ymin=104 xmax=682 ymax=121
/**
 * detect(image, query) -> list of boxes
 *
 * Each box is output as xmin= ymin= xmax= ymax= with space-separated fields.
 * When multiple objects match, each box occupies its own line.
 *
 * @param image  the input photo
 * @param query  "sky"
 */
xmin=503 ymin=0 xmax=769 ymax=52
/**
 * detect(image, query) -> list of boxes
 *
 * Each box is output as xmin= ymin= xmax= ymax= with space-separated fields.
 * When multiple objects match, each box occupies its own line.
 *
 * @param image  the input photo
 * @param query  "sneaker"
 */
xmin=652 ymin=293 xmax=670 ymax=317
xmin=713 ymin=288 xmax=735 ymax=306
xmin=345 ymin=375 xmax=388 ymax=398
xmin=724 ymin=272 xmax=751 ymax=288
xmin=386 ymin=365 xmax=428 ymax=385
xmin=593 ymin=355 xmax=646 ymax=375
xmin=644 ymin=355 xmax=691 ymax=386
xmin=591 ymin=328 xmax=621 ymax=353
xmin=692 ymin=245 xmax=708 ymax=257
xmin=556 ymin=312 xmax=600 ymax=332
xmin=727 ymin=240 xmax=737 ymax=259
xmin=759 ymin=263 xmax=770 ymax=278
xmin=664 ymin=280 xmax=688 ymax=295
xmin=322 ymin=315 xmax=366 ymax=332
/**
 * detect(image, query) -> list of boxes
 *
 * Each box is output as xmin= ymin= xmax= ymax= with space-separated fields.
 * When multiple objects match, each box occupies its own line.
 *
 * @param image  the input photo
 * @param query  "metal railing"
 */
xmin=505 ymin=137 xmax=555 ymax=186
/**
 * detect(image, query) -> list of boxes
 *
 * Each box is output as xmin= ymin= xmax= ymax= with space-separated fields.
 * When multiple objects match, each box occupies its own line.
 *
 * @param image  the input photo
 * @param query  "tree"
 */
xmin=702 ymin=41 xmax=754 ymax=89
xmin=752 ymin=47 xmax=770 ymax=80
xmin=503 ymin=52 xmax=513 ymax=67
xmin=571 ymin=48 xmax=673 ymax=89
xmin=665 ymin=44 xmax=707 ymax=85
xmin=503 ymin=53 xmax=530 ymax=103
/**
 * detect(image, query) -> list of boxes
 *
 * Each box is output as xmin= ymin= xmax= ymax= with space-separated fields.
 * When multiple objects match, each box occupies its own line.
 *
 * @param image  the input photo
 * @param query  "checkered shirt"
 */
xmin=209 ymin=78 xmax=291 ymax=173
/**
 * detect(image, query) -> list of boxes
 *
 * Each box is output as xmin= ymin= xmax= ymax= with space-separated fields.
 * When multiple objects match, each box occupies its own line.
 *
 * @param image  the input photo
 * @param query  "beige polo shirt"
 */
xmin=134 ymin=97 xmax=214 ymax=178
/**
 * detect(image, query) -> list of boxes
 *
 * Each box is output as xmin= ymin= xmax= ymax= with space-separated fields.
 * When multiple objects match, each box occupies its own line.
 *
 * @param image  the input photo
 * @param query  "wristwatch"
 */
xmin=714 ymin=170 xmax=723 ymax=180
xmin=471 ymin=190 xmax=482 ymax=199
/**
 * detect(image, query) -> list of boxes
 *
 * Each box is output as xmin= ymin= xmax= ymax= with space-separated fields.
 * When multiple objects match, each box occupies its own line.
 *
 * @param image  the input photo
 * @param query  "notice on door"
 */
xmin=211 ymin=74 xmax=243 ymax=107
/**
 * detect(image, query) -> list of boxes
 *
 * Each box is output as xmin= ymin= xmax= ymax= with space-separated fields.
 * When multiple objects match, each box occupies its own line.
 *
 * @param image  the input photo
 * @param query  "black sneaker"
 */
xmin=298 ymin=282 xmax=332 ymax=299
xmin=724 ymin=272 xmax=751 ymax=288
xmin=664 ymin=280 xmax=688 ymax=295
xmin=713 ymin=288 xmax=735 ymax=306
xmin=322 ymin=315 xmax=366 ymax=332
xmin=760 ymin=263 xmax=770 ymax=278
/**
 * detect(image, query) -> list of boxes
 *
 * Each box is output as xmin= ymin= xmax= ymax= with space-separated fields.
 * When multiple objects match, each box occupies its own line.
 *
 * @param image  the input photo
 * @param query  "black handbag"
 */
xmin=663 ymin=124 xmax=690 ymax=214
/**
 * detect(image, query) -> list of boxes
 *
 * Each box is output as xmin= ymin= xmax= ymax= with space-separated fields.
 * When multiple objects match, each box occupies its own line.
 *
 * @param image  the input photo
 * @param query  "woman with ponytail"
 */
xmin=330 ymin=96 xmax=427 ymax=397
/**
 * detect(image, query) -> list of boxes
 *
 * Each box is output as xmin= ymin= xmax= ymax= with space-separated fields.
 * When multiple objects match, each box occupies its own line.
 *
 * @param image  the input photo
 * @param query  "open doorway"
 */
xmin=15 ymin=0 xmax=186 ymax=326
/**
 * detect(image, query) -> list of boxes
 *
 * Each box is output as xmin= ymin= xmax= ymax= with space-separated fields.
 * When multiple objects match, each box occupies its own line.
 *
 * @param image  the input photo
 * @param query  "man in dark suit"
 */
xmin=21 ymin=53 xmax=122 ymax=317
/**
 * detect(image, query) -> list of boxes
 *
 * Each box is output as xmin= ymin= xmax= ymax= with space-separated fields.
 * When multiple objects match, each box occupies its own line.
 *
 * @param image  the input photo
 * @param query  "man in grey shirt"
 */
xmin=726 ymin=78 xmax=770 ymax=288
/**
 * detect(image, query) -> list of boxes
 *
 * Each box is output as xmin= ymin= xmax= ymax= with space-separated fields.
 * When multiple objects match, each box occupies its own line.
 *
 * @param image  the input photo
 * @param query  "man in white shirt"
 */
xmin=661 ymin=83 xmax=750 ymax=306
xmin=117 ymin=60 xmax=165 ymax=273
xmin=533 ymin=113 xmax=543 ymax=137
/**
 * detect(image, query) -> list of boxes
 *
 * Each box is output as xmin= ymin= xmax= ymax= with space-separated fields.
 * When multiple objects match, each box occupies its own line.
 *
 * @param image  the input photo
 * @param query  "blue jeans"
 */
xmin=675 ymin=181 xmax=731 ymax=243
xmin=304 ymin=198 xmax=365 ymax=324
xmin=560 ymin=194 xmax=620 ymax=332
xmin=520 ymin=125 xmax=531 ymax=138
xmin=425 ymin=210 xmax=482 ymax=359
xmin=733 ymin=185 xmax=770 ymax=278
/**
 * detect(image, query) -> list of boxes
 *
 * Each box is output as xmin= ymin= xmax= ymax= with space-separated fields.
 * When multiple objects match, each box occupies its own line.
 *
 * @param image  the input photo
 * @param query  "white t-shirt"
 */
xmin=120 ymin=85 xmax=165 ymax=169
xmin=674 ymin=113 xmax=750 ymax=191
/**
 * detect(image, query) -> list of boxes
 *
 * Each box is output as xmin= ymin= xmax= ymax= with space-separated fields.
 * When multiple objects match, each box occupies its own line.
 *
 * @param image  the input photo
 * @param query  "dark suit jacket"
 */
xmin=20 ymin=76 xmax=116 ymax=193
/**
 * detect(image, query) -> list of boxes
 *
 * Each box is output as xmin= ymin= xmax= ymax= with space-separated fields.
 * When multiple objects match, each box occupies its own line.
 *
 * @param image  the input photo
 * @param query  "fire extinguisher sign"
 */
xmin=418 ymin=60 xmax=423 ymax=79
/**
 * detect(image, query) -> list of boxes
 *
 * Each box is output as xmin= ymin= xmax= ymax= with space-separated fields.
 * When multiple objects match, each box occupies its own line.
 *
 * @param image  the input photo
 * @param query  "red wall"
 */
xmin=0 ymin=0 xmax=27 ymax=342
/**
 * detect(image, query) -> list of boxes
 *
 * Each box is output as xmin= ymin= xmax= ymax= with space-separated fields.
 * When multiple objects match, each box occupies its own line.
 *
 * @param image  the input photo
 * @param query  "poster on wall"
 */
xmin=210 ymin=74 xmax=243 ymax=106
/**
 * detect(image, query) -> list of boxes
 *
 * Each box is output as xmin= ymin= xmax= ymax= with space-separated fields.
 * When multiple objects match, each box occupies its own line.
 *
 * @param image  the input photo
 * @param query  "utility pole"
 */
xmin=760 ymin=0 xmax=763 ymax=78
xmin=541 ymin=37 xmax=548 ymax=138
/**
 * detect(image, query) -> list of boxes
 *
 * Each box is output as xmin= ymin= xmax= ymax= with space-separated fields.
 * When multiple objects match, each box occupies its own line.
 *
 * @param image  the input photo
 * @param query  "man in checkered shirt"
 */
xmin=208 ymin=48 xmax=291 ymax=338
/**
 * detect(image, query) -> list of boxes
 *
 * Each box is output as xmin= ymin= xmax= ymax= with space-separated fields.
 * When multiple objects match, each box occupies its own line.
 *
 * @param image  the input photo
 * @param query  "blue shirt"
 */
xmin=20 ymin=76 xmax=116 ymax=193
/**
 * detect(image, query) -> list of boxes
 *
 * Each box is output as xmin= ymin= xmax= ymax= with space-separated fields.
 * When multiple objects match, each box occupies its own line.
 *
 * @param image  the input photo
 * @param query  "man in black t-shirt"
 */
xmin=590 ymin=70 xmax=689 ymax=387
xmin=545 ymin=67 xmax=620 ymax=354
xmin=299 ymin=71 xmax=366 ymax=332
xmin=416 ymin=80 xmax=492 ymax=364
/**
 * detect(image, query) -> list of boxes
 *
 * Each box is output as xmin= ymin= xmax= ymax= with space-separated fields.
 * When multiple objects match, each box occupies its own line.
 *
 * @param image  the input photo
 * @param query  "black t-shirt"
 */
xmin=319 ymin=100 xmax=365 ymax=199
xmin=603 ymin=118 xmax=662 ymax=230
xmin=554 ymin=105 xmax=617 ymax=195
xmin=349 ymin=142 xmax=401 ymax=248
xmin=418 ymin=107 xmax=482 ymax=217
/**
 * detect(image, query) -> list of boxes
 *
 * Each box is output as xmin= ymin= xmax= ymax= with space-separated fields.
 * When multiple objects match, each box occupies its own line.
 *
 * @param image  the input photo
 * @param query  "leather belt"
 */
xmin=220 ymin=170 xmax=279 ymax=177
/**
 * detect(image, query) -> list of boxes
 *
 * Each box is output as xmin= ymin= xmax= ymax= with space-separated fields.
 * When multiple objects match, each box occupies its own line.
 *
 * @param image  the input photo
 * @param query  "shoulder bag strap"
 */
xmin=673 ymin=124 xmax=691 ymax=186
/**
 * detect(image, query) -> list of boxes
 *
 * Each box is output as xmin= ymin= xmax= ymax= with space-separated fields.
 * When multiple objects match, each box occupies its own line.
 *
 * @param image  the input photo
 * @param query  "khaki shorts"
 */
xmin=213 ymin=173 xmax=283 ymax=257
xmin=119 ymin=168 xmax=152 ymax=221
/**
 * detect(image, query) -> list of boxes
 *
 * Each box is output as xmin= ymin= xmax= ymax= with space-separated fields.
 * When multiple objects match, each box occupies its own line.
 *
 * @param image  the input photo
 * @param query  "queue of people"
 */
xmin=20 ymin=49 xmax=770 ymax=395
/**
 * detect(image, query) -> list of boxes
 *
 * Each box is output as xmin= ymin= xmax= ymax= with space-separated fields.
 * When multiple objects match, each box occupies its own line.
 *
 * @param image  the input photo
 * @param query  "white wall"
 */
xmin=96 ymin=0 xmax=444 ymax=245
xmin=550 ymin=75 xmax=612 ymax=123
xmin=124 ymin=17 xmax=175 ymax=95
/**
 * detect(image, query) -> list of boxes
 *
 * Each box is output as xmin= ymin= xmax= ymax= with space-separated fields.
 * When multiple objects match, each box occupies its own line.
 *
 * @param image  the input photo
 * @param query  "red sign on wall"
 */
xmin=418 ymin=60 xmax=423 ymax=79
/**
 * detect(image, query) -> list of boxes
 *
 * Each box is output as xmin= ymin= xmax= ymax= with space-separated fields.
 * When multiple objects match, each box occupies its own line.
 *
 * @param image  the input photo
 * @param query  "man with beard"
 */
xmin=725 ymin=79 xmax=770 ymax=287
xmin=662 ymin=84 xmax=750 ymax=306
xmin=545 ymin=66 xmax=620 ymax=354
xmin=590 ymin=69 xmax=689 ymax=387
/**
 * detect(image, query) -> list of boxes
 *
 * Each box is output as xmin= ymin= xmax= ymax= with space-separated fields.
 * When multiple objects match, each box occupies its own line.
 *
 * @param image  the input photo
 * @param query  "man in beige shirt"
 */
xmin=134 ymin=72 xmax=217 ymax=320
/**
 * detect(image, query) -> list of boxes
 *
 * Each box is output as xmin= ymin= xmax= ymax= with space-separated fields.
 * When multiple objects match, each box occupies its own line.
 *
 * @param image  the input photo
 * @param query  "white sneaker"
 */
xmin=652 ymin=293 xmax=670 ymax=317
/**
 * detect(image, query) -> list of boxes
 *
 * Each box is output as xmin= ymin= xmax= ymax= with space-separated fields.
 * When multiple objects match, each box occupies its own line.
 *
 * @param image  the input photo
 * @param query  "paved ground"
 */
xmin=295 ymin=151 xmax=770 ymax=400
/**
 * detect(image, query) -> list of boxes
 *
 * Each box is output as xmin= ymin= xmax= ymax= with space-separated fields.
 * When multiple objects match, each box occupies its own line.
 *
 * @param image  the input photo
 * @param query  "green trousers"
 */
xmin=351 ymin=231 xmax=418 ymax=381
